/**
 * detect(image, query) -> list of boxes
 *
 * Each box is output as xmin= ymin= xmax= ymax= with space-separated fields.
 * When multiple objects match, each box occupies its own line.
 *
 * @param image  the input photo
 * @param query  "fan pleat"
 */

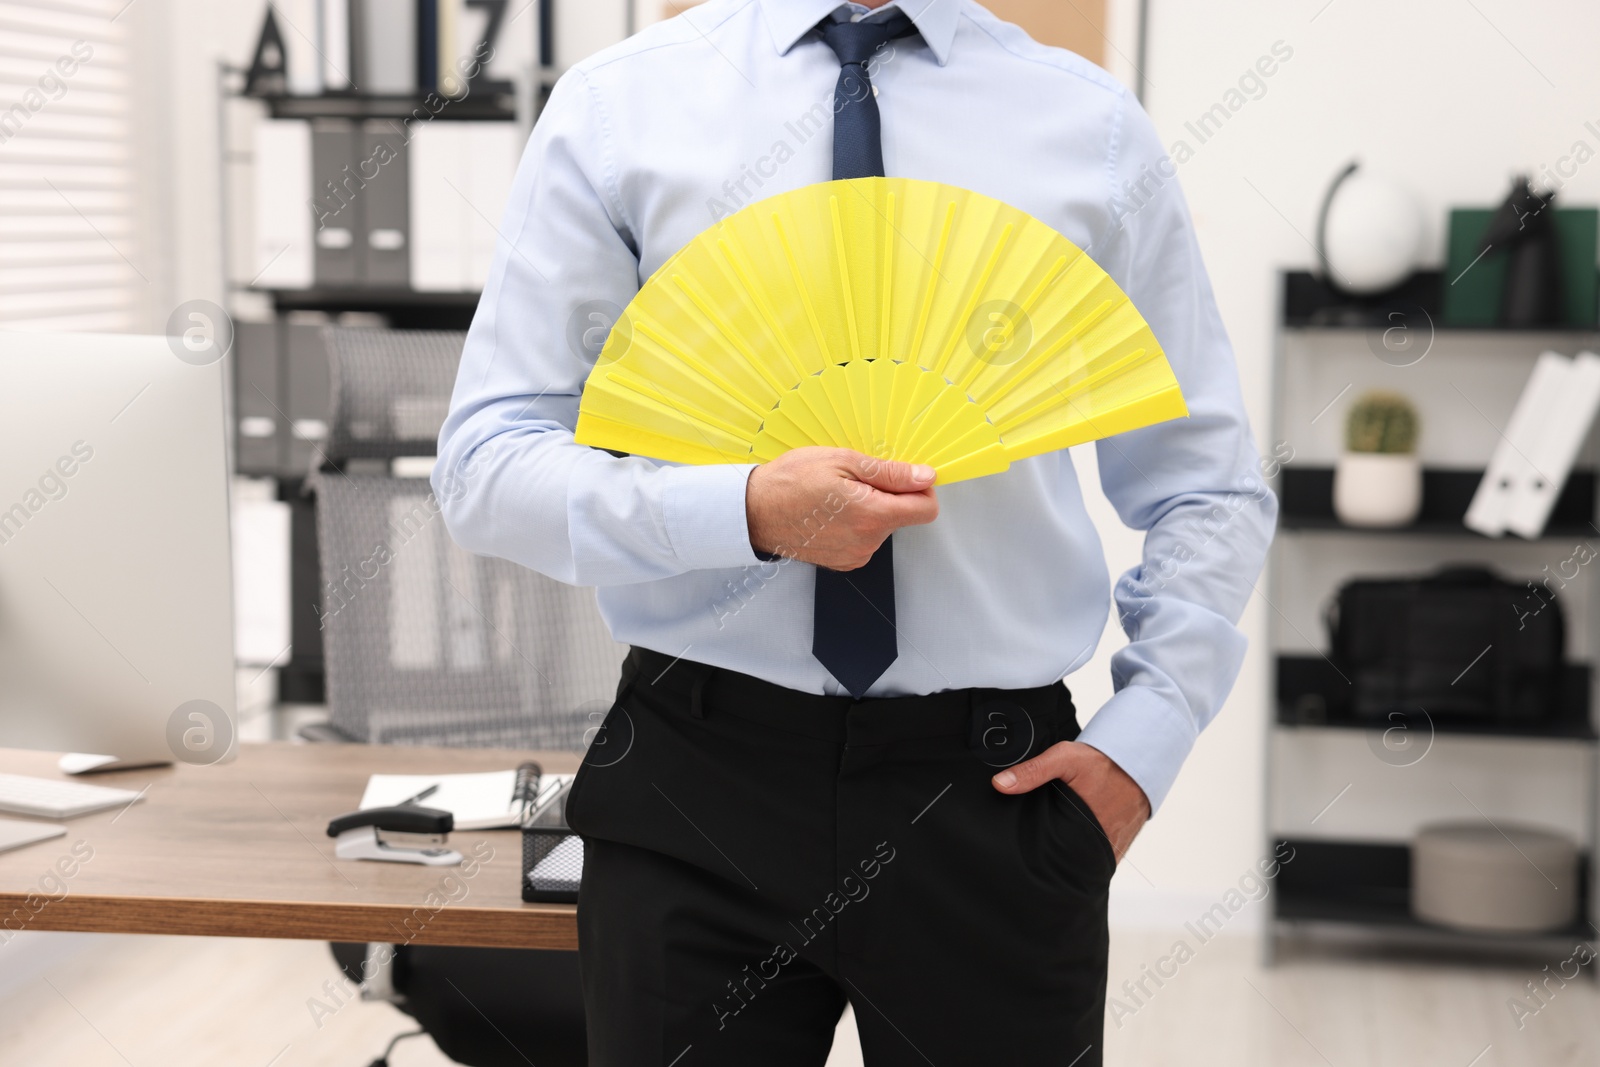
xmin=843 ymin=359 xmax=877 ymax=454
xmin=879 ymin=192 xmax=896 ymax=364
xmin=931 ymin=221 xmax=1014 ymax=378
xmin=828 ymin=197 xmax=866 ymax=366
xmin=772 ymin=214 xmax=834 ymax=372
xmin=714 ymin=234 xmax=813 ymax=381
xmin=659 ymin=279 xmax=784 ymax=404
xmin=905 ymin=200 xmax=958 ymax=370
xmin=631 ymin=318 xmax=770 ymax=422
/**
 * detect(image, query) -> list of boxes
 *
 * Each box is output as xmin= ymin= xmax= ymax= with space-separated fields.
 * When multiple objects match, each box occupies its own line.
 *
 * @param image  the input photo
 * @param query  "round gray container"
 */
xmin=1412 ymin=821 xmax=1579 ymax=933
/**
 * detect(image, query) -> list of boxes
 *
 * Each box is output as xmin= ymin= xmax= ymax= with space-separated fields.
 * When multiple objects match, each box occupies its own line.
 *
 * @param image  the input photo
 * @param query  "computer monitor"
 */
xmin=0 ymin=331 xmax=237 ymax=771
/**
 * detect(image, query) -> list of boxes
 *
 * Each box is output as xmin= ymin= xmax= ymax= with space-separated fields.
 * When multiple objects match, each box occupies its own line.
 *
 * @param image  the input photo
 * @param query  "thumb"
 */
xmin=991 ymin=742 xmax=1074 ymax=794
xmin=853 ymin=456 xmax=936 ymax=494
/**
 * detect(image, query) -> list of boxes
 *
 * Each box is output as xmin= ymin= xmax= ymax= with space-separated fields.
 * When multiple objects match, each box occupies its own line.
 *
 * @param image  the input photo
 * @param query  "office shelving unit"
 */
xmin=213 ymin=5 xmax=556 ymax=702
xmin=1262 ymin=270 xmax=1600 ymax=965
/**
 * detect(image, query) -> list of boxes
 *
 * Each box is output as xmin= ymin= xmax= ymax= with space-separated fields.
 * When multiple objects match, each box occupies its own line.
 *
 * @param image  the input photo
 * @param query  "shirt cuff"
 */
xmin=1076 ymin=686 xmax=1198 ymax=815
xmin=660 ymin=462 xmax=762 ymax=571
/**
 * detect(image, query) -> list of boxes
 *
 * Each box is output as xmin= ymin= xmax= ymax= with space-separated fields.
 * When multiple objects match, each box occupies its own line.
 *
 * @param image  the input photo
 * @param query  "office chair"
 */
xmin=308 ymin=327 xmax=627 ymax=1067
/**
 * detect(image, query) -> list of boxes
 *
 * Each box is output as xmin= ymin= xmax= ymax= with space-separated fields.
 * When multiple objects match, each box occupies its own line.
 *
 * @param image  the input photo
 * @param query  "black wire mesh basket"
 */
xmin=521 ymin=779 xmax=583 ymax=903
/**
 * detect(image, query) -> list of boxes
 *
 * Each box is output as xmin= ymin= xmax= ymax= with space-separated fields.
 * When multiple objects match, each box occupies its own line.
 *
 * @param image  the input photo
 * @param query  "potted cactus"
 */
xmin=1334 ymin=390 xmax=1422 ymax=527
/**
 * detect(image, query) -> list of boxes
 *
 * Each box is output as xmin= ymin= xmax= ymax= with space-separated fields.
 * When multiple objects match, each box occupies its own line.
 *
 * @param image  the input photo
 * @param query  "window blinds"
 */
xmin=0 ymin=0 xmax=140 ymax=331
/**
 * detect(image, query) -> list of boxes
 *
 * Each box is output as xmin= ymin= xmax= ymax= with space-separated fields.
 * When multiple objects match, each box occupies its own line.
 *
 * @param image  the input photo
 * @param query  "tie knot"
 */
xmin=817 ymin=11 xmax=916 ymax=68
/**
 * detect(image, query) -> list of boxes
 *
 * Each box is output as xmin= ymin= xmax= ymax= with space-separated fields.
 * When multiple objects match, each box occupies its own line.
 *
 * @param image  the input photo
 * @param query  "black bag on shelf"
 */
xmin=1326 ymin=565 xmax=1564 ymax=724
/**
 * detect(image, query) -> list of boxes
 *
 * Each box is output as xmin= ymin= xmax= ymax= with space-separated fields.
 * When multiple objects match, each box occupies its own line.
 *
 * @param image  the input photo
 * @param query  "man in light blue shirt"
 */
xmin=437 ymin=0 xmax=1275 ymax=1061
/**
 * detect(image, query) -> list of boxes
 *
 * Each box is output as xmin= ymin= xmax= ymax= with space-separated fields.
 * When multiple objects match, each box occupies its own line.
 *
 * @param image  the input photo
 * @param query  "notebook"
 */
xmin=359 ymin=770 xmax=575 ymax=830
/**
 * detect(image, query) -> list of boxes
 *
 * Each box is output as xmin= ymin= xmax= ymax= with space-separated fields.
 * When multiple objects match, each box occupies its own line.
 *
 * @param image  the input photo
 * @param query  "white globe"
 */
xmin=1323 ymin=171 xmax=1424 ymax=294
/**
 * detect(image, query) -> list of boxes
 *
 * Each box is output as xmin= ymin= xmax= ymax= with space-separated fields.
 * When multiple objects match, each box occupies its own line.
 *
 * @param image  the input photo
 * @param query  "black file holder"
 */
xmin=520 ymin=779 xmax=582 ymax=904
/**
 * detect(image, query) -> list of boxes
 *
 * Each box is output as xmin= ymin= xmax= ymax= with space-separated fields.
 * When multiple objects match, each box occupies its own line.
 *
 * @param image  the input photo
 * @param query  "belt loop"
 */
xmin=617 ymin=648 xmax=644 ymax=707
xmin=690 ymin=666 xmax=712 ymax=719
xmin=1056 ymin=680 xmax=1080 ymax=743
xmin=967 ymin=688 xmax=995 ymax=756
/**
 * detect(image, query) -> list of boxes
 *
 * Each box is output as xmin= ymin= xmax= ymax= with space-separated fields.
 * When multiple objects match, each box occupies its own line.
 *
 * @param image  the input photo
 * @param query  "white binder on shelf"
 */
xmin=409 ymin=121 xmax=519 ymax=291
xmin=1464 ymin=351 xmax=1570 ymax=537
xmin=360 ymin=0 xmax=417 ymax=94
xmin=408 ymin=122 xmax=468 ymax=292
xmin=1505 ymin=350 xmax=1600 ymax=539
xmin=321 ymin=0 xmax=353 ymax=90
xmin=465 ymin=122 xmax=519 ymax=285
xmin=251 ymin=119 xmax=314 ymax=289
xmin=1465 ymin=351 xmax=1600 ymax=539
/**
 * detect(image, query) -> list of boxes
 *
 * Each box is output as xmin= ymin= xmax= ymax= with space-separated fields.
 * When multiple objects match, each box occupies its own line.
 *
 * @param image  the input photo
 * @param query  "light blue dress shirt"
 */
xmin=434 ymin=0 xmax=1278 ymax=812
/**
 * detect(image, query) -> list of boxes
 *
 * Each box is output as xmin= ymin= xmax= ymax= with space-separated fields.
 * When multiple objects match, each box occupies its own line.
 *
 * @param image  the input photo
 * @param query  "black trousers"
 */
xmin=566 ymin=647 xmax=1114 ymax=1066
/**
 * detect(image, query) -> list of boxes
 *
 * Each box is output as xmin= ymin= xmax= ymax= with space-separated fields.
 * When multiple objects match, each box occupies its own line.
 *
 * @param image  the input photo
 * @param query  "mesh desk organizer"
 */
xmin=522 ymin=777 xmax=582 ymax=903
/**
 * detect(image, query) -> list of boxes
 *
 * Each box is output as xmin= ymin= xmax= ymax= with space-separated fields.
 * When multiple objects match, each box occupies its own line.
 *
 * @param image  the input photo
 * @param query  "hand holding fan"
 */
xmin=575 ymin=178 xmax=1188 ymax=485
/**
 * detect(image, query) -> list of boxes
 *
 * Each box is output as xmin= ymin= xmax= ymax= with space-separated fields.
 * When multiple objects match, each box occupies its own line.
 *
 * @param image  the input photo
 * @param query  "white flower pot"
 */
xmin=1333 ymin=452 xmax=1422 ymax=527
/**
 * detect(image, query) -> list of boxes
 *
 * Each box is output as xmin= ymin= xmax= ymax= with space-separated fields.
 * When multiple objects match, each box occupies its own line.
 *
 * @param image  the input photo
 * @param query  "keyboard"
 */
xmin=0 ymin=773 xmax=143 ymax=819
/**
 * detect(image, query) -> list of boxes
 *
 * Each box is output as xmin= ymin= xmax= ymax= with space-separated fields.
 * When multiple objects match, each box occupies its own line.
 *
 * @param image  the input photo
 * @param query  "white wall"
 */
xmin=1086 ymin=0 xmax=1600 ymax=922
xmin=122 ymin=2 xmax=266 ymax=327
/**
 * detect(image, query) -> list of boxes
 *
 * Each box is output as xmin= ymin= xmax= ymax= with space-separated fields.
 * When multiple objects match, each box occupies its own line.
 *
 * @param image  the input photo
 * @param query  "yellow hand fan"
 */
xmin=575 ymin=177 xmax=1188 ymax=485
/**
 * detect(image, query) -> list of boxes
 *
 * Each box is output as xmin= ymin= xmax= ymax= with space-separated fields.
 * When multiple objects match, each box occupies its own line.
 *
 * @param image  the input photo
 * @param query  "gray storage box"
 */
xmin=1412 ymin=820 xmax=1579 ymax=933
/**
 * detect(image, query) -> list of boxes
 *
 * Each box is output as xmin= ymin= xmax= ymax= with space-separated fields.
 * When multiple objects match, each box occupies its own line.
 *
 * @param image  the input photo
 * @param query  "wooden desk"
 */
xmin=0 ymin=743 xmax=579 ymax=950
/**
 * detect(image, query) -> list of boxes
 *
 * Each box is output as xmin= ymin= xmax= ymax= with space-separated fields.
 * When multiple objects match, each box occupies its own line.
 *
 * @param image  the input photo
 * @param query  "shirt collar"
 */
xmin=758 ymin=0 xmax=959 ymax=67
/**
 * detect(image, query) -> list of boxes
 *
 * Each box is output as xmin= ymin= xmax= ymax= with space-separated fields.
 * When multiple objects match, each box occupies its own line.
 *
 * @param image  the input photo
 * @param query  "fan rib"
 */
xmin=1057 ymin=340 xmax=1159 ymax=394
xmin=825 ymin=363 xmax=869 ymax=450
xmin=937 ymin=442 xmax=1011 ymax=484
xmin=633 ymin=318 xmax=770 ymax=420
xmin=931 ymin=221 xmax=1014 ymax=378
xmin=716 ymin=234 xmax=812 ymax=381
xmin=670 ymin=273 xmax=789 ymax=396
xmin=900 ymin=375 xmax=995 ymax=464
xmin=869 ymin=358 xmax=893 ymax=453
xmin=1048 ymin=337 xmax=1160 ymax=399
xmin=925 ymin=419 xmax=1003 ymax=466
xmin=580 ymin=411 xmax=747 ymax=464
xmin=955 ymin=253 xmax=1071 ymax=393
xmin=761 ymin=395 xmax=832 ymax=453
xmin=907 ymin=201 xmax=958 ymax=367
xmin=751 ymin=415 xmax=808 ymax=458
xmin=882 ymin=358 xmax=921 ymax=459
xmin=898 ymin=386 xmax=969 ymax=461
xmin=602 ymin=371 xmax=754 ymax=447
xmin=995 ymin=346 xmax=1155 ymax=433
xmin=794 ymin=374 xmax=857 ymax=450
xmin=829 ymin=196 xmax=863 ymax=365
xmin=879 ymin=191 xmax=896 ymax=364
xmin=978 ymin=298 xmax=1115 ymax=409
xmin=893 ymin=369 xmax=952 ymax=462
xmin=1002 ymin=386 xmax=1189 ymax=462
xmin=772 ymin=214 xmax=833 ymax=369
xmin=845 ymin=359 xmax=877 ymax=455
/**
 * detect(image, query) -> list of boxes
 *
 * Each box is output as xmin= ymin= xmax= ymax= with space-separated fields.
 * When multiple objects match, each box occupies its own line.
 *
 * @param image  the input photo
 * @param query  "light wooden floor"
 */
xmin=0 ymin=929 xmax=1595 ymax=1065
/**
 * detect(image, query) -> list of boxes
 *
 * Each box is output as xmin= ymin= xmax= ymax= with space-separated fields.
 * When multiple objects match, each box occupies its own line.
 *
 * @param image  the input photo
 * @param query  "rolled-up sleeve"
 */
xmin=1074 ymin=90 xmax=1278 ymax=813
xmin=433 ymin=70 xmax=761 ymax=587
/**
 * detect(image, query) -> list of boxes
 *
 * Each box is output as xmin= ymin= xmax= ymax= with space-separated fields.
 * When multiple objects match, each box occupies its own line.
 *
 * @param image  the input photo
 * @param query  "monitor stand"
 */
xmin=58 ymin=752 xmax=173 ymax=775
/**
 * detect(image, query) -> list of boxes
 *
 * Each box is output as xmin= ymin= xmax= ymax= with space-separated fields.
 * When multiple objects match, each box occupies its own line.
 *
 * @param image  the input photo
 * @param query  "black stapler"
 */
xmin=326 ymin=805 xmax=463 ymax=866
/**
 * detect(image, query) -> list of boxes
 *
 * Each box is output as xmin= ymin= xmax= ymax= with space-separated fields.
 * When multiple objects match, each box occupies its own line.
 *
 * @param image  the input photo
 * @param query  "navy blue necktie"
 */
xmin=812 ymin=12 xmax=918 ymax=699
